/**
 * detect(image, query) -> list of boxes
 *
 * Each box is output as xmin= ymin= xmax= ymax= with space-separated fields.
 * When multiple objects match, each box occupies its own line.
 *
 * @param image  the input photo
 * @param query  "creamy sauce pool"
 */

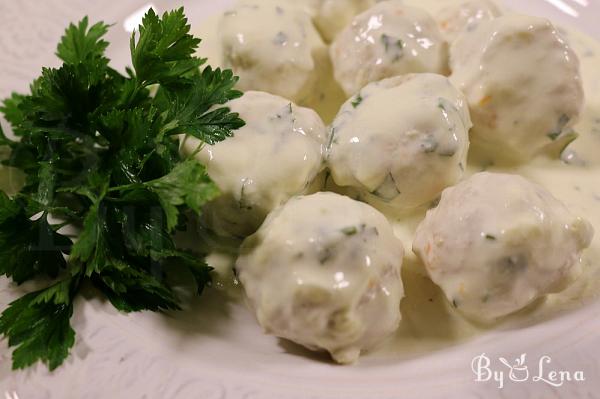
xmin=192 ymin=1 xmax=600 ymax=359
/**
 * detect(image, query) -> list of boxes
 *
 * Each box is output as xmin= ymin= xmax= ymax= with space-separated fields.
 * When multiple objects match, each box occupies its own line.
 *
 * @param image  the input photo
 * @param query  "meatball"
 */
xmin=181 ymin=91 xmax=327 ymax=237
xmin=236 ymin=192 xmax=404 ymax=363
xmin=290 ymin=0 xmax=376 ymax=43
xmin=449 ymin=14 xmax=584 ymax=163
xmin=436 ymin=0 xmax=502 ymax=42
xmin=219 ymin=1 xmax=326 ymax=103
xmin=330 ymin=1 xmax=448 ymax=96
xmin=327 ymin=73 xmax=471 ymax=213
xmin=413 ymin=172 xmax=594 ymax=323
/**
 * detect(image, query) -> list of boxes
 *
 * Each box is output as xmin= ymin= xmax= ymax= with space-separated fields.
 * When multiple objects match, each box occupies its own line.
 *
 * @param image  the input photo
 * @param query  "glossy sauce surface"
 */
xmin=328 ymin=73 xmax=471 ymax=212
xmin=236 ymin=192 xmax=404 ymax=363
xmin=180 ymin=91 xmax=327 ymax=237
xmin=329 ymin=1 xmax=448 ymax=96
xmin=378 ymin=23 xmax=600 ymax=358
xmin=191 ymin=0 xmax=600 ymax=359
xmin=219 ymin=1 xmax=326 ymax=103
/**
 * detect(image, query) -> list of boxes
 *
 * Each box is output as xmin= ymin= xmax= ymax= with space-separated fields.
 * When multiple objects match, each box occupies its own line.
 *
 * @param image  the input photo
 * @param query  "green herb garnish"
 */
xmin=341 ymin=226 xmax=358 ymax=235
xmin=326 ymin=127 xmax=337 ymax=154
xmin=547 ymin=131 xmax=561 ymax=140
xmin=381 ymin=34 xmax=404 ymax=61
xmin=547 ymin=114 xmax=571 ymax=140
xmin=421 ymin=135 xmax=438 ymax=153
xmin=0 ymin=8 xmax=244 ymax=370
xmin=351 ymin=93 xmax=363 ymax=109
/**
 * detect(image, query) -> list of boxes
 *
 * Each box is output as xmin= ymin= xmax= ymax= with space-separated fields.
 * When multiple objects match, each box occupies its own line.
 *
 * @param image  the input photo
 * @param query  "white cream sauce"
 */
xmin=413 ymin=172 xmax=593 ymax=323
xmin=329 ymin=1 xmax=448 ymax=96
xmin=192 ymin=12 xmax=346 ymax=124
xmin=181 ymin=91 xmax=326 ymax=238
xmin=188 ymin=0 xmax=600 ymax=359
xmin=0 ymin=0 xmax=596 ymax=369
xmin=110 ymin=0 xmax=598 ymax=359
xmin=236 ymin=192 xmax=404 ymax=363
xmin=450 ymin=14 xmax=584 ymax=163
xmin=328 ymin=73 xmax=471 ymax=212
xmin=219 ymin=1 xmax=325 ymax=104
xmin=372 ymin=24 xmax=600 ymax=358
xmin=436 ymin=0 xmax=503 ymax=42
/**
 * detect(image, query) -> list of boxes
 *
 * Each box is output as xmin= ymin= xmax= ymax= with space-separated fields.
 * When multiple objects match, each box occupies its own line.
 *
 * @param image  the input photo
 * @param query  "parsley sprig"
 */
xmin=0 ymin=8 xmax=244 ymax=370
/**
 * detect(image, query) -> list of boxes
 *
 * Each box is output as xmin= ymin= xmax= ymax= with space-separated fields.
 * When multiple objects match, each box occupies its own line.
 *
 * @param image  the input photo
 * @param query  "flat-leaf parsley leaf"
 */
xmin=0 ymin=8 xmax=244 ymax=370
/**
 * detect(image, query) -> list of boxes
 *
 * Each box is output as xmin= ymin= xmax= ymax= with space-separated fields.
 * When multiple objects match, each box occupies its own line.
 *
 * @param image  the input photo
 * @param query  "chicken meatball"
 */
xmin=219 ymin=1 xmax=326 ymax=103
xmin=449 ymin=14 xmax=584 ymax=163
xmin=327 ymin=73 xmax=471 ymax=213
xmin=237 ymin=192 xmax=404 ymax=363
xmin=291 ymin=0 xmax=376 ymax=43
xmin=413 ymin=172 xmax=594 ymax=323
xmin=436 ymin=0 xmax=502 ymax=42
xmin=330 ymin=1 xmax=448 ymax=96
xmin=181 ymin=91 xmax=327 ymax=237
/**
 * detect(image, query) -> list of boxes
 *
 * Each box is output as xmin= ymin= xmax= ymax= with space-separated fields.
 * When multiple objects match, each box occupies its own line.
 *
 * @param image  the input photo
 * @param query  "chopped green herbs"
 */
xmin=341 ymin=226 xmax=358 ymax=236
xmin=547 ymin=131 xmax=561 ymax=140
xmin=318 ymin=247 xmax=333 ymax=264
xmin=351 ymin=93 xmax=363 ymax=109
xmin=549 ymin=129 xmax=579 ymax=160
xmin=340 ymin=224 xmax=367 ymax=236
xmin=438 ymin=97 xmax=458 ymax=114
xmin=381 ymin=34 xmax=404 ymax=61
xmin=547 ymin=114 xmax=571 ymax=140
xmin=273 ymin=31 xmax=288 ymax=45
xmin=420 ymin=135 xmax=438 ymax=153
xmin=498 ymin=254 xmax=528 ymax=273
xmin=326 ymin=127 xmax=337 ymax=154
xmin=372 ymin=173 xmax=400 ymax=201
xmin=559 ymin=130 xmax=579 ymax=153
xmin=0 ymin=8 xmax=244 ymax=370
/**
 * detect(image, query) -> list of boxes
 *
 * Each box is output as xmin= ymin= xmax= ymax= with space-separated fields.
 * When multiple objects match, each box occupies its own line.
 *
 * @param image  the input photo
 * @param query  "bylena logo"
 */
xmin=471 ymin=353 xmax=585 ymax=389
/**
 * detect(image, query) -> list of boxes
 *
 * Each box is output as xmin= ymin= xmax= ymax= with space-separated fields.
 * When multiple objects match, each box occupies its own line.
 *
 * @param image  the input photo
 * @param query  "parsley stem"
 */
xmin=106 ymin=182 xmax=144 ymax=192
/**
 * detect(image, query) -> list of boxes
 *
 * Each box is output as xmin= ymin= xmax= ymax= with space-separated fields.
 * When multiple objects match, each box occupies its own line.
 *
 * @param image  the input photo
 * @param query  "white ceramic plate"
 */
xmin=1 ymin=1 xmax=600 ymax=398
